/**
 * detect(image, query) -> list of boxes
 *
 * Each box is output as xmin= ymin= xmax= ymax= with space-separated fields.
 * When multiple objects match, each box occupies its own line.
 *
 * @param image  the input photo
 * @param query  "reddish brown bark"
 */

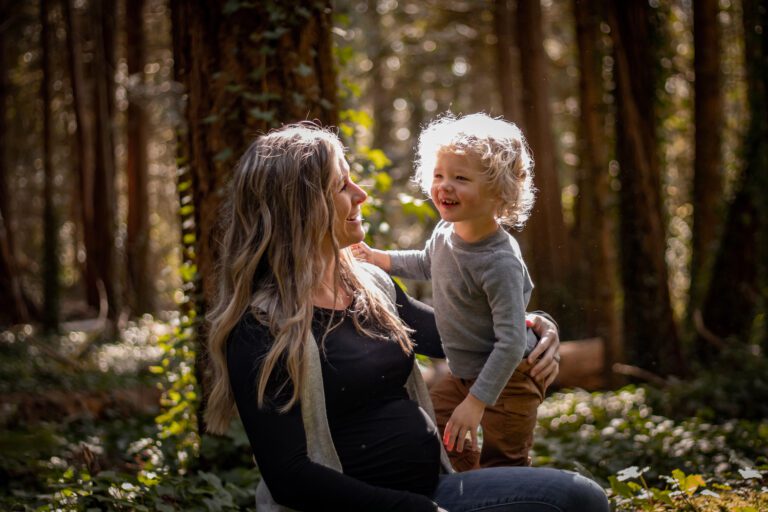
xmin=89 ymin=0 xmax=118 ymax=320
xmin=608 ymin=1 xmax=684 ymax=376
xmin=493 ymin=0 xmax=523 ymax=124
xmin=573 ymin=0 xmax=621 ymax=381
xmin=515 ymin=0 xmax=571 ymax=318
xmin=125 ymin=0 xmax=153 ymax=315
xmin=690 ymin=0 xmax=723 ymax=322
xmin=63 ymin=0 xmax=117 ymax=318
xmin=41 ymin=0 xmax=59 ymax=332
xmin=171 ymin=0 xmax=339 ymax=427
xmin=0 ymin=0 xmax=32 ymax=326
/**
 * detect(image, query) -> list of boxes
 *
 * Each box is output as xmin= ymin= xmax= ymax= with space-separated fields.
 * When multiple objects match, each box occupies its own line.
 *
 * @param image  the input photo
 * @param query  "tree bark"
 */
xmin=493 ymin=0 xmax=523 ymax=124
xmin=171 ymin=0 xmax=339 ymax=429
xmin=608 ymin=0 xmax=684 ymax=376
xmin=0 ymin=0 xmax=32 ymax=326
xmin=690 ymin=0 xmax=723 ymax=327
xmin=699 ymin=0 xmax=767 ymax=351
xmin=515 ymin=0 xmax=571 ymax=320
xmin=90 ymin=0 xmax=118 ymax=321
xmin=63 ymin=0 xmax=102 ymax=316
xmin=573 ymin=0 xmax=621 ymax=382
xmin=41 ymin=0 xmax=59 ymax=332
xmin=125 ymin=0 xmax=152 ymax=315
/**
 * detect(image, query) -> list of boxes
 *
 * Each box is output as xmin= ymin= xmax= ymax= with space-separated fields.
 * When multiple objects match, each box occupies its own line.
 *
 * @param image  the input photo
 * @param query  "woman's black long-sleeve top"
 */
xmin=227 ymin=283 xmax=446 ymax=511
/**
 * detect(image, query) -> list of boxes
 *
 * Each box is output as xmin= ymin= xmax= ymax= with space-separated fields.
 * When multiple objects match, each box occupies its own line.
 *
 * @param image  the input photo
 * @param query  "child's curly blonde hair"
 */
xmin=414 ymin=112 xmax=536 ymax=229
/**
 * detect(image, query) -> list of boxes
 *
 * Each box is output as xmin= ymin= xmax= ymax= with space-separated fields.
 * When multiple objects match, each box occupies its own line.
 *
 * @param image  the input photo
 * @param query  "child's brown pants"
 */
xmin=429 ymin=359 xmax=545 ymax=472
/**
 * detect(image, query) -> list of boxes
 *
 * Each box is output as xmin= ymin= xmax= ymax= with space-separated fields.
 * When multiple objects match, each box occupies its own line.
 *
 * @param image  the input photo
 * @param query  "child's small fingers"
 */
xmin=456 ymin=428 xmax=466 ymax=453
xmin=443 ymin=423 xmax=454 ymax=450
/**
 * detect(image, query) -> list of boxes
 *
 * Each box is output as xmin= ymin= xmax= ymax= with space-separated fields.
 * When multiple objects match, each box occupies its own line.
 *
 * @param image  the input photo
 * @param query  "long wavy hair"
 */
xmin=204 ymin=123 xmax=413 ymax=435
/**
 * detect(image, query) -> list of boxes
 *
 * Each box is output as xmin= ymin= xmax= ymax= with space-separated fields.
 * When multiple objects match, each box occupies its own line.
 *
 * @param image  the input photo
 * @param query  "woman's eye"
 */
xmin=340 ymin=181 xmax=348 ymax=192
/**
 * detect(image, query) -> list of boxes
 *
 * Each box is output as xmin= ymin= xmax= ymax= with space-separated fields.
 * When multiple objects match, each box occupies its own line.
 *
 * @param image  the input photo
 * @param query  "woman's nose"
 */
xmin=353 ymin=182 xmax=368 ymax=204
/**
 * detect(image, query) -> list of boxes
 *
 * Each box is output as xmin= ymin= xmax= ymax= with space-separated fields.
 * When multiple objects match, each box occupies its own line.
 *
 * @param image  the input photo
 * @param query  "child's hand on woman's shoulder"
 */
xmin=351 ymin=242 xmax=392 ymax=272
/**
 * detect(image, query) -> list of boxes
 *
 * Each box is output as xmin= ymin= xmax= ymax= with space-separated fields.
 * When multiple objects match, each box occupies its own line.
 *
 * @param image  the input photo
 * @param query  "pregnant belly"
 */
xmin=330 ymin=398 xmax=442 ymax=495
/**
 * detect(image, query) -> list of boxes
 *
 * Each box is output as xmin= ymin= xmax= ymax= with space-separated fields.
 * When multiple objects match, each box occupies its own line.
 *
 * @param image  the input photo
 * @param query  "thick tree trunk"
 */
xmin=41 ymin=0 xmax=59 ymax=332
xmin=689 ymin=0 xmax=723 ymax=328
xmin=514 ymin=0 xmax=571 ymax=321
xmin=699 ymin=0 xmax=767 ymax=351
xmin=609 ymin=0 xmax=684 ymax=376
xmin=125 ymin=0 xmax=152 ymax=315
xmin=171 ymin=0 xmax=338 ymax=429
xmin=0 ymin=0 xmax=32 ymax=326
xmin=573 ymin=0 xmax=621 ymax=382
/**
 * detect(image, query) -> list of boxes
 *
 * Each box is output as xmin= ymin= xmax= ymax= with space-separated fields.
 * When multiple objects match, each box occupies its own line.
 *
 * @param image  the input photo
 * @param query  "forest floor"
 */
xmin=0 ymin=316 xmax=766 ymax=511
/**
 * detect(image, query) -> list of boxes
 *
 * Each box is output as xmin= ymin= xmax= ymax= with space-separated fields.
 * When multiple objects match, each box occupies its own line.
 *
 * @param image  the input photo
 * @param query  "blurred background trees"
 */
xmin=0 ymin=0 xmax=765 ymax=387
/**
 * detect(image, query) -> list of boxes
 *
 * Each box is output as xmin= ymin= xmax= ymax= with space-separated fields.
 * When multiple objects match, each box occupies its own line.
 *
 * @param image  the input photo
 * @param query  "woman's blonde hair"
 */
xmin=414 ymin=112 xmax=536 ymax=229
xmin=204 ymin=122 xmax=413 ymax=435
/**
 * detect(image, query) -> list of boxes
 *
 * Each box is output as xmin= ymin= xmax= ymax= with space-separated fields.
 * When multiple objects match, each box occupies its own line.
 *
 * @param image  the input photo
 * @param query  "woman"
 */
xmin=204 ymin=123 xmax=609 ymax=512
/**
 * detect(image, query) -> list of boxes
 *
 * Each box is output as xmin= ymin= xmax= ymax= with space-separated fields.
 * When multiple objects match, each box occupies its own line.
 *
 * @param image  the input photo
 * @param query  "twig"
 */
xmin=611 ymin=363 xmax=668 ymax=387
xmin=692 ymin=309 xmax=727 ymax=349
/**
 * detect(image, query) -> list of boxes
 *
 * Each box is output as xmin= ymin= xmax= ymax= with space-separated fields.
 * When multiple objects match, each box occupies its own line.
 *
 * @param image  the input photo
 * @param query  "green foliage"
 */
xmin=647 ymin=343 xmax=768 ymax=422
xmin=533 ymin=386 xmax=768 ymax=487
xmin=609 ymin=465 xmax=767 ymax=511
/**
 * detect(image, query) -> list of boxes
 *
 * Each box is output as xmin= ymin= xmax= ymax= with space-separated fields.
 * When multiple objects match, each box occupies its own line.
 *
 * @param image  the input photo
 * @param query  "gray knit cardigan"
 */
xmin=254 ymin=263 xmax=454 ymax=512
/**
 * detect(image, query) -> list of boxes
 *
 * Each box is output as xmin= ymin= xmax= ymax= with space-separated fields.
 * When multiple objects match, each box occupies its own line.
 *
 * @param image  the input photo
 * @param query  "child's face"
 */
xmin=431 ymin=150 xmax=498 ymax=227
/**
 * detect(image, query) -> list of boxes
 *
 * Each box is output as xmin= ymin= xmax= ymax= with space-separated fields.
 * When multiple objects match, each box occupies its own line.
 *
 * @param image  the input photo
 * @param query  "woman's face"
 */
xmin=331 ymin=151 xmax=368 ymax=248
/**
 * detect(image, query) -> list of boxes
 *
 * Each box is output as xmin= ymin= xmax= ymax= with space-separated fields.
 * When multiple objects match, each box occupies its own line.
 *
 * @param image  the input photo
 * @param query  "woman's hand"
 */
xmin=525 ymin=314 xmax=560 ymax=389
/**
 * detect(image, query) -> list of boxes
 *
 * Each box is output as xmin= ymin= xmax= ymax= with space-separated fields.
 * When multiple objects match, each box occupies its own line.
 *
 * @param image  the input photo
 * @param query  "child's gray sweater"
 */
xmin=389 ymin=220 xmax=537 ymax=405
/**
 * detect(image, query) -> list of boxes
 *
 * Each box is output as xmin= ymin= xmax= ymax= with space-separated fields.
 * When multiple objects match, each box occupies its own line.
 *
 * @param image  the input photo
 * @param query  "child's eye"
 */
xmin=456 ymin=175 xmax=468 ymax=181
xmin=434 ymin=173 xmax=443 ymax=179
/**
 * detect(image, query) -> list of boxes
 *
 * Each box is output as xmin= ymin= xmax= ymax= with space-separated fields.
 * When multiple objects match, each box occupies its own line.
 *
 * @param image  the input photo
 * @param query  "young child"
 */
xmin=352 ymin=112 xmax=543 ymax=472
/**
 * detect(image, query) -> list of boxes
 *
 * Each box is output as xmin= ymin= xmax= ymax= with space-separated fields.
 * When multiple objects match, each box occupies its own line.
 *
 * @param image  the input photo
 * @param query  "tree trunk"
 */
xmin=608 ymin=0 xmax=684 ymax=376
xmin=573 ymin=0 xmax=622 ymax=382
xmin=493 ymin=0 xmax=523 ymax=124
xmin=171 ymin=0 xmax=338 ymax=429
xmin=91 ymin=0 xmax=118 ymax=321
xmin=689 ymin=0 xmax=723 ymax=330
xmin=125 ymin=0 xmax=152 ymax=315
xmin=41 ymin=0 xmax=59 ymax=332
xmin=699 ymin=0 xmax=767 ymax=352
xmin=367 ymin=0 xmax=393 ymax=153
xmin=0 ymin=0 xmax=32 ymax=326
xmin=63 ymin=0 xmax=100 ymax=315
xmin=514 ymin=0 xmax=572 ymax=322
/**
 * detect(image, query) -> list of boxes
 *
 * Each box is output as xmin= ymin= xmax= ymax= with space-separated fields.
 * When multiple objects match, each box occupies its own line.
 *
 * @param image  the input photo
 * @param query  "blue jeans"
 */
xmin=431 ymin=467 xmax=609 ymax=512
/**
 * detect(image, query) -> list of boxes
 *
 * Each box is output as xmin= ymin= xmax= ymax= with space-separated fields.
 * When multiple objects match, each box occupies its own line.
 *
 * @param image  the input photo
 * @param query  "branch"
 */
xmin=611 ymin=363 xmax=668 ymax=388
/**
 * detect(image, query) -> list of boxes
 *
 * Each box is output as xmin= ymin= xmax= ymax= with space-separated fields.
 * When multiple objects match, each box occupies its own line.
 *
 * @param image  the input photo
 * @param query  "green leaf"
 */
xmin=608 ymin=476 xmax=635 ymax=499
xmin=374 ymin=171 xmax=393 ymax=192
xmin=365 ymin=149 xmax=392 ymax=170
